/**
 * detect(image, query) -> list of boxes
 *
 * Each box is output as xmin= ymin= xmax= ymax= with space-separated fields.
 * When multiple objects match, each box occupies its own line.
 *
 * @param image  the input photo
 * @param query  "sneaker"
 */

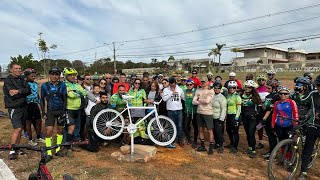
xmin=36 ymin=138 xmax=45 ymax=144
xmin=245 ymin=149 xmax=252 ymax=154
xmin=55 ymin=151 xmax=65 ymax=157
xmin=208 ymin=145 xmax=214 ymax=155
xmin=45 ymin=155 xmax=52 ymax=163
xmin=192 ymin=142 xmax=197 ymax=149
xmin=256 ymin=143 xmax=264 ymax=149
xmin=262 ymin=152 xmax=271 ymax=157
xmin=166 ymin=144 xmax=176 ymax=149
xmin=66 ymin=149 xmax=74 ymax=158
xmin=249 ymin=151 xmax=257 ymax=158
xmin=229 ymin=147 xmax=238 ymax=154
xmin=197 ymin=146 xmax=206 ymax=152
xmin=8 ymin=153 xmax=17 ymax=160
xmin=225 ymin=144 xmax=232 ymax=148
xmin=264 ymin=153 xmax=271 ymax=161
xmin=297 ymin=172 xmax=307 ymax=180
xmin=213 ymin=144 xmax=219 ymax=149
xmin=218 ymin=147 xmax=224 ymax=153
xmin=28 ymin=140 xmax=38 ymax=146
xmin=17 ymin=150 xmax=26 ymax=155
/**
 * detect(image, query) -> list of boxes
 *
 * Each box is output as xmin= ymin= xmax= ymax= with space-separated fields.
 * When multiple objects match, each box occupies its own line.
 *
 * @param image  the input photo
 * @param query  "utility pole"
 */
xmin=113 ymin=42 xmax=116 ymax=75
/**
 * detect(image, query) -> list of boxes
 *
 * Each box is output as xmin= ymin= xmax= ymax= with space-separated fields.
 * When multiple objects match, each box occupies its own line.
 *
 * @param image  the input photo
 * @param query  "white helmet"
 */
xmin=278 ymin=86 xmax=290 ymax=93
xmin=229 ymin=72 xmax=236 ymax=77
xmin=207 ymin=72 xmax=213 ymax=76
xmin=244 ymin=80 xmax=258 ymax=88
xmin=228 ymin=81 xmax=238 ymax=88
xmin=267 ymin=69 xmax=276 ymax=75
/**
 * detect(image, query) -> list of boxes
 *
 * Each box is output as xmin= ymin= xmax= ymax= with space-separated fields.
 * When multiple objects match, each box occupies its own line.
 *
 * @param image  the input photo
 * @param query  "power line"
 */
xmin=120 ymin=17 xmax=320 ymax=52
xmin=117 ymin=34 xmax=320 ymax=58
xmin=50 ymin=3 xmax=320 ymax=58
xmin=115 ymin=3 xmax=320 ymax=43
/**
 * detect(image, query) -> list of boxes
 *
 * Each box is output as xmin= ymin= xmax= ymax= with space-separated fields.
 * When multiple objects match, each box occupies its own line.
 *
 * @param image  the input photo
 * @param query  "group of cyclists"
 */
xmin=3 ymin=62 xmax=320 ymax=179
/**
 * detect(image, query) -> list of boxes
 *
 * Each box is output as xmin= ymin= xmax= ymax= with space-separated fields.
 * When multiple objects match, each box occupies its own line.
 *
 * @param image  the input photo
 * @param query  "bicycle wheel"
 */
xmin=307 ymin=138 xmax=320 ymax=169
xmin=268 ymin=139 xmax=302 ymax=180
xmin=93 ymin=109 xmax=125 ymax=140
xmin=147 ymin=115 xmax=177 ymax=146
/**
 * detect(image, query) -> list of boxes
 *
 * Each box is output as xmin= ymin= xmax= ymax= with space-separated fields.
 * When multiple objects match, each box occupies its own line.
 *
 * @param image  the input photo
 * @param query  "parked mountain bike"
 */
xmin=0 ymin=141 xmax=87 ymax=180
xmin=93 ymin=95 xmax=177 ymax=155
xmin=267 ymin=118 xmax=320 ymax=180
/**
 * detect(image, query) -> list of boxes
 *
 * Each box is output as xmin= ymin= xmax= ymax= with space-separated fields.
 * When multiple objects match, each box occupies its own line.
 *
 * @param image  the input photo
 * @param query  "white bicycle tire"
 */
xmin=93 ymin=109 xmax=125 ymax=140
xmin=147 ymin=115 xmax=177 ymax=146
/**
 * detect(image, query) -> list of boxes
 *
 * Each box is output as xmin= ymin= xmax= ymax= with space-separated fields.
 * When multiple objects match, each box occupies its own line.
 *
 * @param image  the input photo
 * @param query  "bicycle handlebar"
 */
xmin=153 ymin=99 xmax=162 ymax=105
xmin=0 ymin=140 xmax=88 ymax=151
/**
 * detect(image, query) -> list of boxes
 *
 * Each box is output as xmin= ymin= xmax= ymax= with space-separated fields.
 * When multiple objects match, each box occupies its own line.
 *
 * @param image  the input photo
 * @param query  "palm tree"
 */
xmin=215 ymin=43 xmax=226 ymax=71
xmin=208 ymin=48 xmax=218 ymax=68
xmin=168 ymin=55 xmax=175 ymax=61
xmin=231 ymin=47 xmax=241 ymax=58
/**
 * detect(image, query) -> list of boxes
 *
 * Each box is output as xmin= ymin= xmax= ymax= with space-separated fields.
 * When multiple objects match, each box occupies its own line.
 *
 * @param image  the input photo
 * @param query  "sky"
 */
xmin=1 ymin=0 xmax=320 ymax=67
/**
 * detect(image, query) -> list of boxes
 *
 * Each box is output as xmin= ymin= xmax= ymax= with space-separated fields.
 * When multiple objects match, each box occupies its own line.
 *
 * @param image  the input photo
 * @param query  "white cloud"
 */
xmin=0 ymin=0 xmax=319 ymax=65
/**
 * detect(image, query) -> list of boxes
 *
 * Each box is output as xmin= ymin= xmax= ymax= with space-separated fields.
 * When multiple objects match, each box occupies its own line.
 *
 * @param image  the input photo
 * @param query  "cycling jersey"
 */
xmin=256 ymin=85 xmax=269 ymax=103
xmin=65 ymin=81 xmax=87 ymax=110
xmin=27 ymin=81 xmax=40 ymax=104
xmin=290 ymin=92 xmax=310 ymax=118
xmin=41 ymin=81 xmax=67 ymax=111
xmin=128 ymin=89 xmax=146 ymax=107
xmin=241 ymin=93 xmax=256 ymax=116
xmin=226 ymin=93 xmax=242 ymax=120
xmin=184 ymin=88 xmax=197 ymax=114
xmin=110 ymin=93 xmax=127 ymax=112
xmin=272 ymin=99 xmax=298 ymax=127
xmin=264 ymin=93 xmax=277 ymax=112
xmin=302 ymin=90 xmax=320 ymax=125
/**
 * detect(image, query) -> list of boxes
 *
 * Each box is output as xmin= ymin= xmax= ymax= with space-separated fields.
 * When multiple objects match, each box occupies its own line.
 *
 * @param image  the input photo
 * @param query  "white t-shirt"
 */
xmin=162 ymin=85 xmax=185 ymax=111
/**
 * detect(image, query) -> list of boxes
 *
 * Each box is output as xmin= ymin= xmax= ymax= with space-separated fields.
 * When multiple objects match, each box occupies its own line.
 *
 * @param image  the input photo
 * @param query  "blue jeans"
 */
xmin=63 ymin=109 xmax=81 ymax=142
xmin=167 ymin=110 xmax=183 ymax=142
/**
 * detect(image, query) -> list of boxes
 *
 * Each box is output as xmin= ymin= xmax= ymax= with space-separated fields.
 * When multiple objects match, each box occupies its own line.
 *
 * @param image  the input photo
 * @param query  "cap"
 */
xmin=192 ymin=70 xmax=197 ymax=74
xmin=207 ymin=72 xmax=213 ymax=76
xmin=158 ymin=74 xmax=164 ymax=77
xmin=49 ymin=67 xmax=61 ymax=74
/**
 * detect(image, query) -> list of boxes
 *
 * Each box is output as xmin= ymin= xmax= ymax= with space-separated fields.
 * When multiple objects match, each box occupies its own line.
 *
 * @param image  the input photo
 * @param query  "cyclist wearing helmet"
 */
xmin=24 ymin=68 xmax=43 ymax=147
xmin=215 ymin=76 xmax=228 ymax=97
xmin=40 ymin=67 xmax=67 ymax=162
xmin=303 ymin=72 xmax=317 ymax=90
xmin=266 ymin=69 xmax=281 ymax=85
xmin=290 ymin=78 xmax=311 ymax=121
xmin=256 ymin=75 xmax=269 ymax=149
xmin=261 ymin=80 xmax=278 ymax=160
xmin=224 ymin=72 xmax=243 ymax=91
xmin=183 ymin=79 xmax=198 ymax=148
xmin=271 ymin=86 xmax=299 ymax=144
xmin=211 ymin=82 xmax=227 ymax=153
xmin=225 ymin=81 xmax=242 ymax=154
xmin=241 ymin=80 xmax=262 ymax=158
xmin=63 ymin=67 xmax=87 ymax=152
xmin=207 ymin=72 xmax=214 ymax=89
xmin=299 ymin=75 xmax=320 ymax=179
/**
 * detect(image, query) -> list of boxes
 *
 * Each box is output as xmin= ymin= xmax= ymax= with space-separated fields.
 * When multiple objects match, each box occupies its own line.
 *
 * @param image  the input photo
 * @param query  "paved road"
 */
xmin=0 ymin=159 xmax=16 ymax=180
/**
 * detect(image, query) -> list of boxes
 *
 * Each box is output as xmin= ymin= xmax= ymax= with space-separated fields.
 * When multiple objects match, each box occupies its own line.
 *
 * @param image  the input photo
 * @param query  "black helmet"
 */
xmin=49 ymin=67 xmax=61 ymax=74
xmin=303 ymin=72 xmax=313 ymax=80
xmin=294 ymin=76 xmax=310 ymax=85
xmin=168 ymin=76 xmax=176 ymax=84
xmin=315 ymin=75 xmax=320 ymax=85
xmin=24 ymin=68 xmax=36 ymax=77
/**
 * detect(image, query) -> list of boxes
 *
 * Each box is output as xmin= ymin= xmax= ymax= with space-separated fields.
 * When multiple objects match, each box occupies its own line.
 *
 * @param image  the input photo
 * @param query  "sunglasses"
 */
xmin=85 ymin=78 xmax=91 ymax=80
xmin=187 ymin=84 xmax=193 ymax=86
xmin=105 ymin=78 xmax=111 ymax=79
xmin=229 ymin=87 xmax=237 ymax=89
xmin=214 ymin=87 xmax=221 ymax=89
xmin=162 ymin=82 xmax=167 ymax=84
xmin=267 ymin=74 xmax=274 ymax=76
xmin=100 ymin=82 xmax=106 ymax=85
xmin=279 ymin=93 xmax=289 ymax=95
xmin=192 ymin=73 xmax=197 ymax=74
xmin=135 ymin=82 xmax=140 ymax=85
xmin=257 ymin=79 xmax=265 ymax=81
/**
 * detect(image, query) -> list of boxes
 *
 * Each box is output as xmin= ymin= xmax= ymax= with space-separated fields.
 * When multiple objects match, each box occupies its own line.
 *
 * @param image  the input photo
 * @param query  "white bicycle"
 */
xmin=93 ymin=95 xmax=177 ymax=149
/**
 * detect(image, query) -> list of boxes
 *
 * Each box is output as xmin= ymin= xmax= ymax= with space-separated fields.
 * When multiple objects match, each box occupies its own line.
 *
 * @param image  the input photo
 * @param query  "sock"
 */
xmin=9 ymin=151 xmax=15 ymax=154
xmin=209 ymin=142 xmax=214 ymax=147
xmin=248 ymin=147 xmax=252 ymax=151
xmin=200 ymin=139 xmax=205 ymax=147
xmin=259 ymin=140 xmax=263 ymax=144
xmin=56 ymin=134 xmax=63 ymax=152
xmin=45 ymin=137 xmax=52 ymax=156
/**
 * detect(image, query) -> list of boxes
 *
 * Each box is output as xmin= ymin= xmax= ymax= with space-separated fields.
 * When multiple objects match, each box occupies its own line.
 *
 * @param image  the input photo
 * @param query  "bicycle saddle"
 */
xmin=122 ymin=95 xmax=135 ymax=100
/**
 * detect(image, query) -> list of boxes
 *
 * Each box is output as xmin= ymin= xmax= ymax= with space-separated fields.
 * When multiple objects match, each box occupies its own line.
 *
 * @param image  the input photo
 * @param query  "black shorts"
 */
xmin=26 ymin=103 xmax=41 ymax=121
xmin=8 ymin=107 xmax=27 ymax=129
xmin=46 ymin=110 xmax=64 ymax=127
xmin=66 ymin=109 xmax=80 ymax=126
xmin=197 ymin=114 xmax=214 ymax=129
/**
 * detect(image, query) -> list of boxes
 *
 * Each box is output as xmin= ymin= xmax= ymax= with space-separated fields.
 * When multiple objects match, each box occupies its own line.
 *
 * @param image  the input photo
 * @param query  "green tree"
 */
xmin=10 ymin=53 xmax=35 ymax=70
xmin=208 ymin=47 xmax=218 ymax=70
xmin=209 ymin=43 xmax=226 ymax=72
xmin=37 ymin=32 xmax=57 ymax=75
xmin=151 ymin=58 xmax=157 ymax=64
xmin=231 ymin=47 xmax=241 ymax=58
xmin=72 ymin=60 xmax=85 ymax=74
xmin=168 ymin=55 xmax=175 ymax=61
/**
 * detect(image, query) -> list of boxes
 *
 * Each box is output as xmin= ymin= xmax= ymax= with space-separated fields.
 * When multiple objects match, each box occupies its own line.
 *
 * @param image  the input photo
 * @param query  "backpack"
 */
xmin=44 ymin=82 xmax=64 ymax=110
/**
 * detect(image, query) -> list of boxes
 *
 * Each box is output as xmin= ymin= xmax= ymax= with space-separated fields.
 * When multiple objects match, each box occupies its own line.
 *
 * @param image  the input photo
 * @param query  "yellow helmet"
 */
xmin=63 ymin=67 xmax=78 ymax=76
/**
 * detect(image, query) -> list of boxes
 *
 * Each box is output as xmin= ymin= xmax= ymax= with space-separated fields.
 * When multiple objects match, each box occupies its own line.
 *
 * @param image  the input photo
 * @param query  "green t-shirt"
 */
xmin=110 ymin=93 xmax=127 ymax=112
xmin=128 ymin=89 xmax=146 ymax=107
xmin=226 ymin=93 xmax=242 ymax=119
xmin=184 ymin=88 xmax=197 ymax=114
